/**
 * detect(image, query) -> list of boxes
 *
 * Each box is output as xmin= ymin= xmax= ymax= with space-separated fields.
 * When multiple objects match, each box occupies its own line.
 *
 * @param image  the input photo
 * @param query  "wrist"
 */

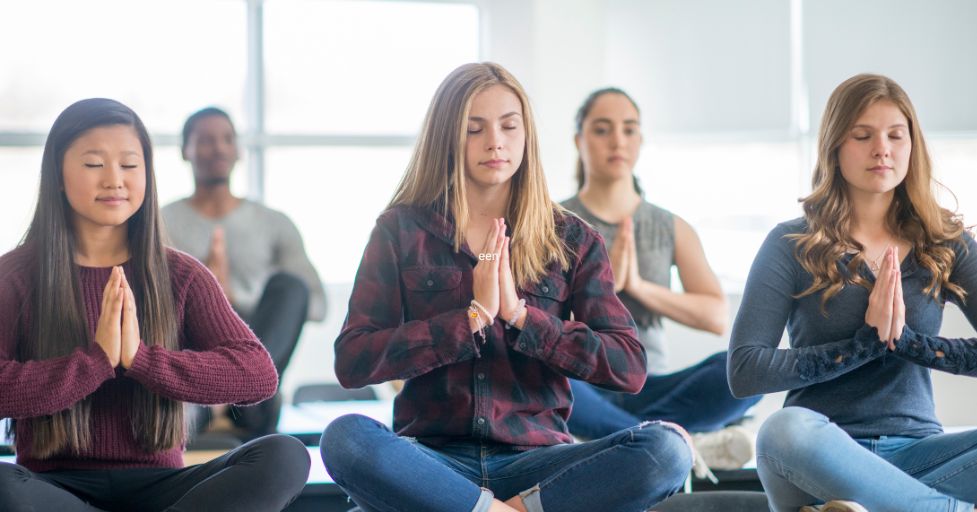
xmin=502 ymin=298 xmax=527 ymax=329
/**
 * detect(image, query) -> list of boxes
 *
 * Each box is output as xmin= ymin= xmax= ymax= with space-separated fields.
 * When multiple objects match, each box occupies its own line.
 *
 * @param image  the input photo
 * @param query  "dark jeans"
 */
xmin=320 ymin=414 xmax=692 ymax=512
xmin=193 ymin=272 xmax=310 ymax=440
xmin=567 ymin=352 xmax=761 ymax=439
xmin=0 ymin=435 xmax=311 ymax=512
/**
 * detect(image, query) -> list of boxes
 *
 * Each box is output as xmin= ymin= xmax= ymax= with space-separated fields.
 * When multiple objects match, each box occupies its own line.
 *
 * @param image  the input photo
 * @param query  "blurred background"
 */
xmin=3 ymin=0 xmax=977 ymax=425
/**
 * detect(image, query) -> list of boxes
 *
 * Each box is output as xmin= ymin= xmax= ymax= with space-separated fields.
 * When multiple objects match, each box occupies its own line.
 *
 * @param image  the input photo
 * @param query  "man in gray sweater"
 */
xmin=163 ymin=107 xmax=326 ymax=439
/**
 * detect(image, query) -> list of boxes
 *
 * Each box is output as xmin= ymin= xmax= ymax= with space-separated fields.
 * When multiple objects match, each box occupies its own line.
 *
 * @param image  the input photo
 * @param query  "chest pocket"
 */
xmin=523 ymin=274 xmax=571 ymax=315
xmin=401 ymin=266 xmax=463 ymax=320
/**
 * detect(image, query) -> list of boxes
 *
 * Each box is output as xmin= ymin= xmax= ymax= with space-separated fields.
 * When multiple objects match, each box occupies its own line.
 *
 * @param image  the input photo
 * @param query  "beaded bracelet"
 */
xmin=504 ymin=298 xmax=527 ymax=330
xmin=468 ymin=305 xmax=487 ymax=345
xmin=470 ymin=299 xmax=494 ymax=326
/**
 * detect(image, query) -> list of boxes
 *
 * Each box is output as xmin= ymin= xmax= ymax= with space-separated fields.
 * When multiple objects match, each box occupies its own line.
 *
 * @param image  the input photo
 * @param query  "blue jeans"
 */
xmin=757 ymin=407 xmax=977 ymax=512
xmin=568 ymin=352 xmax=761 ymax=438
xmin=320 ymin=414 xmax=692 ymax=512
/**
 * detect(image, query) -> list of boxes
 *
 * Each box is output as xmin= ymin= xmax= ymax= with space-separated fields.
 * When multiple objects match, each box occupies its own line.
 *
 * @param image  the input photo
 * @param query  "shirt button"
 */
xmin=477 ymin=373 xmax=485 ymax=380
xmin=541 ymin=285 xmax=549 ymax=293
xmin=477 ymin=417 xmax=486 ymax=425
xmin=426 ymin=279 xmax=434 ymax=287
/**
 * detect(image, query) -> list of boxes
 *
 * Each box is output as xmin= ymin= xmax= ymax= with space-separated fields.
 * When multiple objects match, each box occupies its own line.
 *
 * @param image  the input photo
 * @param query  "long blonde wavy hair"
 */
xmin=389 ymin=62 xmax=571 ymax=287
xmin=792 ymin=73 xmax=965 ymax=311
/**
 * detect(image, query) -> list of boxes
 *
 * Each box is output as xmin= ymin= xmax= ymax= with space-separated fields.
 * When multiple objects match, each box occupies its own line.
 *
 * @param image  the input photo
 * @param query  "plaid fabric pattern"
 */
xmin=335 ymin=206 xmax=644 ymax=448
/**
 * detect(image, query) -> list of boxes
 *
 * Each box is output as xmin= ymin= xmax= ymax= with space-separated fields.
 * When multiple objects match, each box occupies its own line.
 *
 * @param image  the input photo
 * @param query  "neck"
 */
xmin=190 ymin=182 xmax=240 ymax=219
xmin=465 ymin=180 xmax=511 ymax=225
xmin=73 ymin=222 xmax=130 ymax=267
xmin=850 ymin=191 xmax=896 ymax=244
xmin=578 ymin=175 xmax=641 ymax=222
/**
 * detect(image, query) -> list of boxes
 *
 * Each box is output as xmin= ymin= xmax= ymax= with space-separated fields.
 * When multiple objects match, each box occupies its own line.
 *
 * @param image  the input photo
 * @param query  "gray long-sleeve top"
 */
xmin=729 ymin=218 xmax=977 ymax=439
xmin=162 ymin=198 xmax=326 ymax=322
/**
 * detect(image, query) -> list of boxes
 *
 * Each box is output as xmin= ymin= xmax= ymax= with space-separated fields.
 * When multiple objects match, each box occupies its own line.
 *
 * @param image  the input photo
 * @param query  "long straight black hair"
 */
xmin=19 ymin=98 xmax=182 ymax=457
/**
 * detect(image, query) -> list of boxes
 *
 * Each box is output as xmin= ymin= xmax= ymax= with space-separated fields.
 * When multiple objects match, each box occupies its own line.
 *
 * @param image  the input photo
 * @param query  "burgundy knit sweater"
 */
xmin=0 ymin=246 xmax=278 ymax=472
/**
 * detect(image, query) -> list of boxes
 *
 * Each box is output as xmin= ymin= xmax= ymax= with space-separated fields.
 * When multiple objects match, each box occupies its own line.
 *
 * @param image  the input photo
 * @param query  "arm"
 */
xmin=623 ymin=215 xmax=728 ymax=335
xmin=334 ymin=219 xmax=479 ymax=388
xmin=727 ymin=226 xmax=888 ymax=398
xmin=0 ymin=277 xmax=115 ymax=419
xmin=509 ymin=226 xmax=647 ymax=393
xmin=275 ymin=214 xmax=327 ymax=322
xmin=125 ymin=263 xmax=278 ymax=405
xmin=892 ymin=235 xmax=977 ymax=376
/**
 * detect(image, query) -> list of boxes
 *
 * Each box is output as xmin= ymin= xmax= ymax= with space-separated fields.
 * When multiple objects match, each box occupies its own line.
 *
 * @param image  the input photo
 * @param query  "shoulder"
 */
xmin=0 ymin=245 xmax=34 ymax=291
xmin=241 ymin=199 xmax=294 ymax=226
xmin=639 ymin=201 xmax=674 ymax=223
xmin=161 ymin=198 xmax=191 ymax=217
xmin=165 ymin=247 xmax=210 ymax=283
xmin=771 ymin=217 xmax=808 ymax=239
xmin=555 ymin=207 xmax=600 ymax=253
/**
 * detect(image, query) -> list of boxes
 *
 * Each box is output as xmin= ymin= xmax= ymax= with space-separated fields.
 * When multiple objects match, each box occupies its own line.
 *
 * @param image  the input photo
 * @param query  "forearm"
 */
xmin=893 ymin=326 xmax=977 ymax=376
xmin=125 ymin=341 xmax=278 ymax=405
xmin=625 ymin=279 xmax=728 ymax=335
xmin=0 ymin=345 xmax=115 ymax=418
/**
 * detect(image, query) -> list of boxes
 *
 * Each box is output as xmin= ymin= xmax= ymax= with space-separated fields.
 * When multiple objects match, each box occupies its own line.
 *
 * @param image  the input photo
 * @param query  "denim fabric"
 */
xmin=568 ymin=352 xmax=761 ymax=438
xmin=757 ymin=407 xmax=977 ymax=512
xmin=320 ymin=414 xmax=692 ymax=512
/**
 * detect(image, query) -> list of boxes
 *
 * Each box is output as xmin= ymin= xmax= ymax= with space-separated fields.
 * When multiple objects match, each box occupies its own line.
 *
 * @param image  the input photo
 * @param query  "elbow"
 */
xmin=725 ymin=349 xmax=757 ymax=399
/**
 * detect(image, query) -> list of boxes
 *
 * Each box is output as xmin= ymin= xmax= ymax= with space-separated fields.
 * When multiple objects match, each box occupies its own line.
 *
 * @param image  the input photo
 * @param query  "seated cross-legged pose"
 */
xmin=163 ymin=107 xmax=327 ymax=440
xmin=320 ymin=63 xmax=693 ymax=512
xmin=728 ymin=74 xmax=977 ymax=512
xmin=0 ymin=98 xmax=310 ymax=512
xmin=561 ymin=87 xmax=761 ymax=470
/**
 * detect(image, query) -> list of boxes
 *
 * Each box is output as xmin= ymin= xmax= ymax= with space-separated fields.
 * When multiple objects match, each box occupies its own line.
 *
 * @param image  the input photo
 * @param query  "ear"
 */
xmin=573 ymin=133 xmax=582 ymax=152
xmin=181 ymin=146 xmax=189 ymax=162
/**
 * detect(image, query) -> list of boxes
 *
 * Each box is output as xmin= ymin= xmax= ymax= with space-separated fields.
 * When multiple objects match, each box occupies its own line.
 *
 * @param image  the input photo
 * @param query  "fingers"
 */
xmin=890 ymin=247 xmax=904 ymax=349
xmin=493 ymin=219 xmax=506 ymax=265
xmin=481 ymin=218 xmax=501 ymax=256
xmin=110 ymin=267 xmax=125 ymax=317
xmin=100 ymin=266 xmax=120 ymax=313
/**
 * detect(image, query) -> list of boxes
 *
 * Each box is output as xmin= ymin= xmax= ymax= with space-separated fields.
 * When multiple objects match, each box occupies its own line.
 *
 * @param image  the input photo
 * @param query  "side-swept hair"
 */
xmin=389 ymin=62 xmax=571 ymax=286
xmin=791 ymin=74 xmax=965 ymax=311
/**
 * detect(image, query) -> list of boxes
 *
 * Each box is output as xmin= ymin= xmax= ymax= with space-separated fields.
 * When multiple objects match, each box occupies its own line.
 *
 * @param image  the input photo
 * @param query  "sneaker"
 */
xmin=690 ymin=425 xmax=754 ymax=471
xmin=799 ymin=501 xmax=869 ymax=512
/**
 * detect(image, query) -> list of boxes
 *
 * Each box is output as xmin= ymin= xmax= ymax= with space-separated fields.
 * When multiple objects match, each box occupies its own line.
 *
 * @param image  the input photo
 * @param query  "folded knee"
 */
xmin=757 ymin=406 xmax=827 ymax=458
xmin=631 ymin=422 xmax=694 ymax=487
xmin=320 ymin=414 xmax=383 ymax=477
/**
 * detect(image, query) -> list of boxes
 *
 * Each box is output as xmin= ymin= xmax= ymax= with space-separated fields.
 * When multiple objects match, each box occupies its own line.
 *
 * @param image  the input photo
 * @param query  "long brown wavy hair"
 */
xmin=19 ymin=98 xmax=182 ymax=458
xmin=791 ymin=74 xmax=965 ymax=311
xmin=389 ymin=62 xmax=571 ymax=287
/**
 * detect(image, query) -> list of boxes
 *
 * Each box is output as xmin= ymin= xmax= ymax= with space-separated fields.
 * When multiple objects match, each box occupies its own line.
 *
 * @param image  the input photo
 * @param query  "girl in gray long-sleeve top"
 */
xmin=729 ymin=74 xmax=977 ymax=512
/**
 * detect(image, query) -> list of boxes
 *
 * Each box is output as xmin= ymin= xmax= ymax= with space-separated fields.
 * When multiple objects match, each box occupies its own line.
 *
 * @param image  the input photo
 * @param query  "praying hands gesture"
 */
xmin=864 ymin=246 xmax=905 ymax=350
xmin=608 ymin=217 xmax=633 ymax=293
xmin=206 ymin=226 xmax=233 ymax=301
xmin=470 ymin=218 xmax=527 ymax=333
xmin=95 ymin=266 xmax=142 ymax=369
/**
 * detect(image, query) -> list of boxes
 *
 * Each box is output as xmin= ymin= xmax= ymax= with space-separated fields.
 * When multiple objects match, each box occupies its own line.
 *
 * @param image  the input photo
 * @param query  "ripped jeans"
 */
xmin=320 ymin=414 xmax=692 ymax=512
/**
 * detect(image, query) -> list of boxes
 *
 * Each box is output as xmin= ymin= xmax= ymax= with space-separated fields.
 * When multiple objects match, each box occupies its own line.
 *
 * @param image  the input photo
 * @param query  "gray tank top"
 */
xmin=560 ymin=196 xmax=675 ymax=374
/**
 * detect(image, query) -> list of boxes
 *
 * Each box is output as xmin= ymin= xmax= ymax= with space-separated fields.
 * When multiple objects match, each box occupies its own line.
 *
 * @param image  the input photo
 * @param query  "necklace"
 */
xmin=864 ymin=245 xmax=891 ymax=273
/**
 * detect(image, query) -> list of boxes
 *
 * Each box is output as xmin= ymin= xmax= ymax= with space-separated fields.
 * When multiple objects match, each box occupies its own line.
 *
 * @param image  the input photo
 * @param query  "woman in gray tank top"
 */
xmin=562 ymin=88 xmax=760 ymax=470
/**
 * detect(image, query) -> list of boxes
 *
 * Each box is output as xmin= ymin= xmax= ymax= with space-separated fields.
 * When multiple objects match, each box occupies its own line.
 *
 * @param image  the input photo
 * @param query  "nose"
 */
xmin=871 ymin=135 xmax=890 ymax=159
xmin=101 ymin=163 xmax=124 ymax=189
xmin=611 ymin=127 xmax=627 ymax=148
xmin=485 ymin=126 xmax=504 ymax=151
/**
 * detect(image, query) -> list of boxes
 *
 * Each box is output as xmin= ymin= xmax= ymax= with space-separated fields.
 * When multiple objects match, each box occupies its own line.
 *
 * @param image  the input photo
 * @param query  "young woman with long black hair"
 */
xmin=0 ymin=98 xmax=309 ymax=511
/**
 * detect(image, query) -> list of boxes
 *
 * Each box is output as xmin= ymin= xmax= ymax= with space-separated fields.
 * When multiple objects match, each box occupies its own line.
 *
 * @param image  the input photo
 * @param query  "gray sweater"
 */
xmin=729 ymin=218 xmax=977 ymax=438
xmin=561 ymin=196 xmax=675 ymax=375
xmin=162 ymin=198 xmax=326 ymax=322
